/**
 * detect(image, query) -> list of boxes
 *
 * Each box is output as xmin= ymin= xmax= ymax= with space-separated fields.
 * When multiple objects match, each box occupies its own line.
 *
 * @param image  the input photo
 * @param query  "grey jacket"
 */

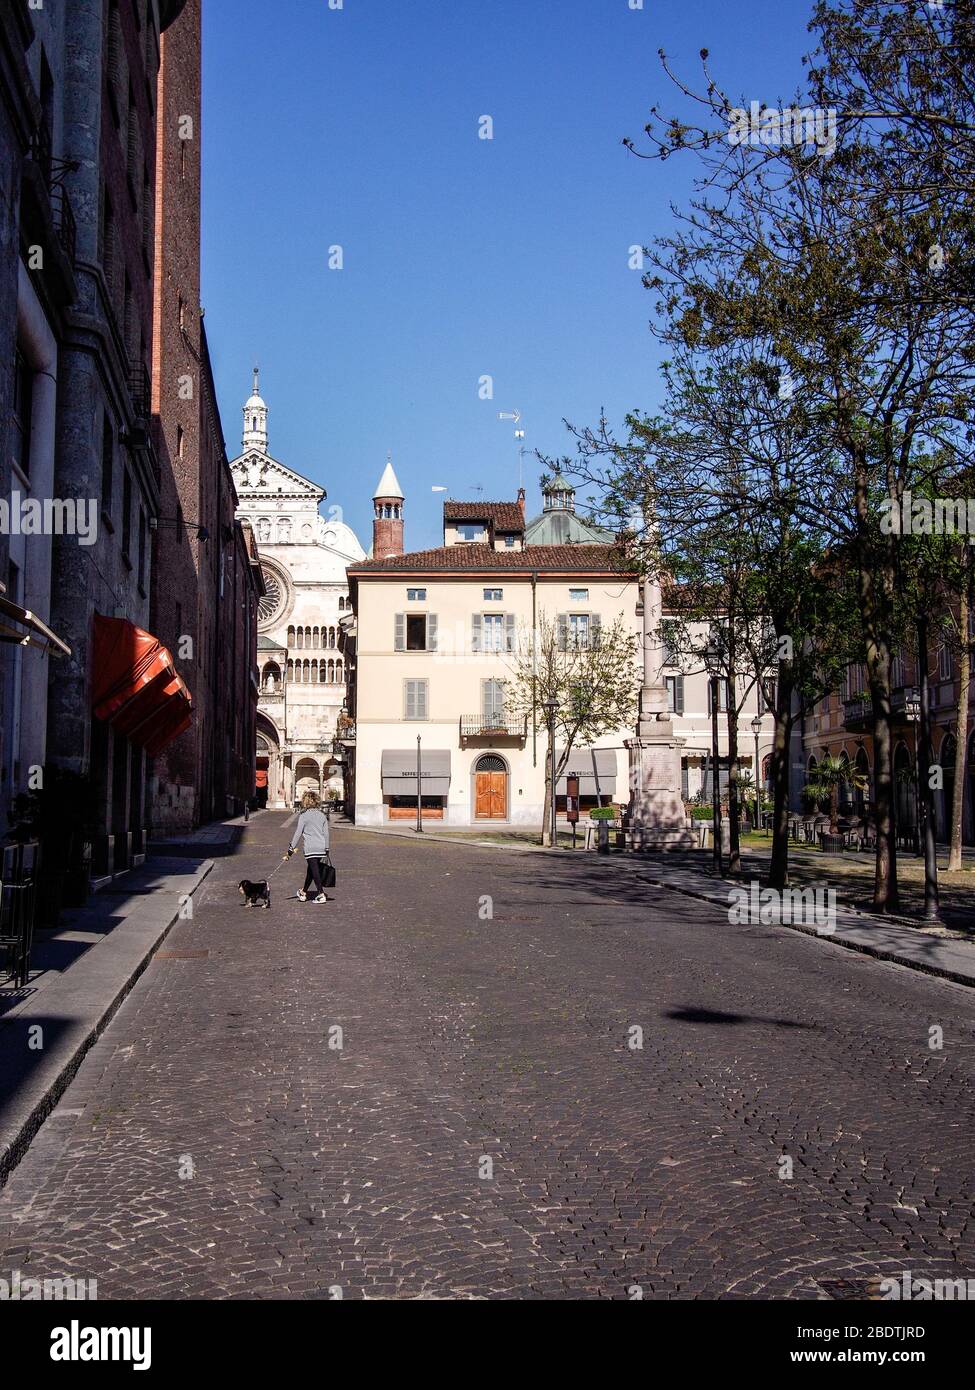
xmin=289 ymin=808 xmax=330 ymax=858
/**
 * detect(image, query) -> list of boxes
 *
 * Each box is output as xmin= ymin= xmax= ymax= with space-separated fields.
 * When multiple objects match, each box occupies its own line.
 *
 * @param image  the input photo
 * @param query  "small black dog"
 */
xmin=238 ymin=879 xmax=270 ymax=909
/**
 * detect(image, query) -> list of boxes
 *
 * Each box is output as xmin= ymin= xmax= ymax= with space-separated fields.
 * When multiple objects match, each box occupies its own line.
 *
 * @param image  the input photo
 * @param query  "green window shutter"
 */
xmin=427 ymin=614 xmax=438 ymax=651
xmin=504 ymin=613 xmax=515 ymax=652
xmin=394 ymin=614 xmax=405 ymax=651
xmin=472 ymin=614 xmax=482 ymax=653
xmin=557 ymin=614 xmax=568 ymax=651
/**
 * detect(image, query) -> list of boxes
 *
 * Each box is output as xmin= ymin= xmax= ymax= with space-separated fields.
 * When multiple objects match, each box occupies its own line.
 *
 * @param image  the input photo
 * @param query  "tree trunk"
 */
xmin=726 ymin=675 xmax=741 ymax=874
xmin=768 ymin=663 xmax=794 ymax=891
xmin=541 ymin=740 xmax=554 ymax=847
xmin=869 ymin=666 xmax=899 ymax=913
xmin=948 ymin=560 xmax=971 ymax=872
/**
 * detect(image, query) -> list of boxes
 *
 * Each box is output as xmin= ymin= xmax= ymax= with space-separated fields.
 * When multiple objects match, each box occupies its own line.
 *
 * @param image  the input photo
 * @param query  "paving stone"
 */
xmin=0 ymin=811 xmax=973 ymax=1299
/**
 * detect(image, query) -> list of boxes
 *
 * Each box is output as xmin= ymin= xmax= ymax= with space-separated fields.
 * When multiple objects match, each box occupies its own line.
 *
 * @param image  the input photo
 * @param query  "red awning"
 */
xmin=92 ymin=615 xmax=192 ymax=756
xmin=255 ymin=769 xmax=268 ymax=789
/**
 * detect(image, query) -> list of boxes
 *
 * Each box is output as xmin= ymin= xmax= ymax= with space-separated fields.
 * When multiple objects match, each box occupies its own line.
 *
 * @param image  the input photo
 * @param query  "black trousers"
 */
xmin=302 ymin=858 xmax=326 ymax=896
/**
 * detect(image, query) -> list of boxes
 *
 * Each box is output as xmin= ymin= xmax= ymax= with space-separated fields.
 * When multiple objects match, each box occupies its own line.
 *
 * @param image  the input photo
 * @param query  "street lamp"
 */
xmin=703 ymin=642 xmax=724 ymax=876
xmin=414 ymin=734 xmax=423 ymax=834
xmin=903 ymin=686 xmax=921 ymax=854
xmin=543 ymin=695 xmax=558 ymax=847
xmin=751 ymin=714 xmax=763 ymax=831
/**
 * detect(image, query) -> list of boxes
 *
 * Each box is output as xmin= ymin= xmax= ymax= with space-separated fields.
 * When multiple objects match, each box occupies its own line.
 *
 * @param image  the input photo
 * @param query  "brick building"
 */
xmin=149 ymin=0 xmax=261 ymax=829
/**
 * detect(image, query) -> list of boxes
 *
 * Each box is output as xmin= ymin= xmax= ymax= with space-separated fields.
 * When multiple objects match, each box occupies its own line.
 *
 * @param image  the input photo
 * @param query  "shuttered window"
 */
xmin=395 ymin=614 xmax=438 ymax=651
xmin=404 ymin=679 xmax=428 ymax=720
xmin=482 ymin=679 xmax=505 ymax=723
xmin=473 ymin=613 xmax=515 ymax=653
xmin=559 ymin=613 xmax=598 ymax=650
xmin=666 ymin=674 xmax=684 ymax=715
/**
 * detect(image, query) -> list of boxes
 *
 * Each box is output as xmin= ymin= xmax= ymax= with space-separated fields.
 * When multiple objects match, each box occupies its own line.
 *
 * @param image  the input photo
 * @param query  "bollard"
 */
xmin=597 ymin=820 xmax=610 ymax=854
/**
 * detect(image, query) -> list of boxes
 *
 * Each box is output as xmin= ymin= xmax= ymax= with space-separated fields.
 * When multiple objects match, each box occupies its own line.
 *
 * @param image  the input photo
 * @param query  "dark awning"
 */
xmin=0 ymin=594 xmax=71 ymax=656
xmin=556 ymin=748 xmax=618 ymax=795
xmin=92 ymin=615 xmax=192 ymax=756
xmin=382 ymin=749 xmax=451 ymax=795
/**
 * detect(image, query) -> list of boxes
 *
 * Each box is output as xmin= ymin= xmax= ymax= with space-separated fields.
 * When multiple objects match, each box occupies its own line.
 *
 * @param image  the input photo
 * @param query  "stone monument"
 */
xmin=625 ymin=569 xmax=696 ymax=849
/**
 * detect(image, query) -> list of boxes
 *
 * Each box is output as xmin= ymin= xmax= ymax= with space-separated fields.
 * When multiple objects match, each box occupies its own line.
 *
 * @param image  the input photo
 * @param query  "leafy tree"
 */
xmin=501 ymin=613 xmax=640 ymax=846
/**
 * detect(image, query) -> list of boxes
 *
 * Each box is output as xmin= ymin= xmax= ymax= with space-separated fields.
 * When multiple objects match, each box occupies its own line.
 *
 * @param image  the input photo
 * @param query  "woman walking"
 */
xmin=284 ymin=791 xmax=331 ymax=903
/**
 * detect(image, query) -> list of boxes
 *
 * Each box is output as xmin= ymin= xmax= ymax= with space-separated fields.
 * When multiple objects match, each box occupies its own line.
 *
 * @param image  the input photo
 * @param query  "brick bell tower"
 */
xmin=372 ymin=453 xmax=405 ymax=558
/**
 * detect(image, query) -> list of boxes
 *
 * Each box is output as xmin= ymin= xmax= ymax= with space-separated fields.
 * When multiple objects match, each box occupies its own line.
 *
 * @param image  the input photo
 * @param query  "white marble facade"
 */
xmin=230 ymin=373 xmax=365 ymax=808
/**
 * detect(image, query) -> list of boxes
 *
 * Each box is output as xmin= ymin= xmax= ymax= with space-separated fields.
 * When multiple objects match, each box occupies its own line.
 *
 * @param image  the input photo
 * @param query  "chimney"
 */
xmin=517 ymin=486 xmax=526 ymax=515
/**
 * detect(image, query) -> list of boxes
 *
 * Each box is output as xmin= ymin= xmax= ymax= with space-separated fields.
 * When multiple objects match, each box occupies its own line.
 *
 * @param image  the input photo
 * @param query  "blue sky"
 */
xmin=201 ymin=0 xmax=816 ymax=550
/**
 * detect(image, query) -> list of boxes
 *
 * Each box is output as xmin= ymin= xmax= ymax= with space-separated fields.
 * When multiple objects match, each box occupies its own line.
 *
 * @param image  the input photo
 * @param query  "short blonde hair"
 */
xmin=301 ymin=791 xmax=321 ymax=810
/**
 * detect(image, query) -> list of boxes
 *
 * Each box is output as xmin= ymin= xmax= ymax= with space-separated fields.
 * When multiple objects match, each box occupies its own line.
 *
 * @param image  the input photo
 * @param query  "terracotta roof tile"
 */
xmin=349 ymin=543 xmax=634 ymax=575
xmin=443 ymin=501 xmax=525 ymax=531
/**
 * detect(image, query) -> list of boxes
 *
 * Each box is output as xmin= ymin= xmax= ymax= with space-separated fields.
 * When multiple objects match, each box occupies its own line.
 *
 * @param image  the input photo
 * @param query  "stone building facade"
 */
xmin=229 ymin=380 xmax=365 ymax=809
xmin=0 ymin=0 xmax=76 ymax=831
xmin=344 ymin=477 xmax=777 ymax=829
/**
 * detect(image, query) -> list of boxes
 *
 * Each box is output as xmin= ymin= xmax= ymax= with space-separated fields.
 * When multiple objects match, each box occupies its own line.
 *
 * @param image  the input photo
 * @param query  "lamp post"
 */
xmin=704 ymin=642 xmax=723 ymax=876
xmin=414 ymin=734 xmax=423 ymax=834
xmin=751 ymin=714 xmax=763 ymax=831
xmin=903 ymin=687 xmax=921 ymax=855
xmin=544 ymin=695 xmax=558 ymax=847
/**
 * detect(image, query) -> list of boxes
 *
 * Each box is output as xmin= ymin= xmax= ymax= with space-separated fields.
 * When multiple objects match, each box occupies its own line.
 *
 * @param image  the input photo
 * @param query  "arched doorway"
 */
xmin=939 ymin=733 xmax=957 ymax=843
xmin=894 ymin=742 xmax=915 ymax=834
xmin=256 ymin=712 xmax=283 ymax=807
xmin=473 ymin=754 xmax=508 ymax=820
xmin=294 ymin=758 xmax=321 ymax=805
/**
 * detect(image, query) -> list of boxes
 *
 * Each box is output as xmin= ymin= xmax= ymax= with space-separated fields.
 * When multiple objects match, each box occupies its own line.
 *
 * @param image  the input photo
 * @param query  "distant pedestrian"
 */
xmin=284 ymin=791 xmax=331 ymax=903
xmin=243 ymin=802 xmax=250 ymax=823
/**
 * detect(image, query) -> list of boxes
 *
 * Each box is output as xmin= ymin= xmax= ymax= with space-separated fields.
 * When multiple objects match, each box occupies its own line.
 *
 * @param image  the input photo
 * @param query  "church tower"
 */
xmin=243 ymin=366 xmax=268 ymax=452
xmin=372 ymin=453 xmax=405 ymax=558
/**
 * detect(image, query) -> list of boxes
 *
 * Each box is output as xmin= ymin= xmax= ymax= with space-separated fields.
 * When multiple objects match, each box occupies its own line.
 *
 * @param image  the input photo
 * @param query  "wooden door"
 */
xmin=475 ymin=771 xmax=507 ymax=819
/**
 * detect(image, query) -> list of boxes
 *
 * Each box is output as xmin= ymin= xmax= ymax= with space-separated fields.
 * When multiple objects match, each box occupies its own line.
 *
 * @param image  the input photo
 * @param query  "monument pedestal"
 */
xmin=625 ymin=568 xmax=697 ymax=850
xmin=625 ymin=730 xmax=697 ymax=850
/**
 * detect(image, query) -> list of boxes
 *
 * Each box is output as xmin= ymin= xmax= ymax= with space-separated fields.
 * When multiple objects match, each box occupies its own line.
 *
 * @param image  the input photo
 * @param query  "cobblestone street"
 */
xmin=1 ymin=812 xmax=973 ymax=1300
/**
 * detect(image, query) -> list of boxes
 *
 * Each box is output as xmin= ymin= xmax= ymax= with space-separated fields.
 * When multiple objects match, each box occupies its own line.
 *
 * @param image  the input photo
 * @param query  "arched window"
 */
xmin=313 ymin=626 xmax=319 ymax=648
xmin=295 ymin=628 xmax=303 ymax=650
xmin=303 ymin=659 xmax=311 ymax=682
xmin=286 ymin=659 xmax=294 ymax=682
xmin=330 ymin=626 xmax=336 ymax=648
xmin=336 ymin=660 xmax=343 ymax=683
xmin=326 ymin=659 xmax=334 ymax=683
xmin=287 ymin=626 xmax=295 ymax=646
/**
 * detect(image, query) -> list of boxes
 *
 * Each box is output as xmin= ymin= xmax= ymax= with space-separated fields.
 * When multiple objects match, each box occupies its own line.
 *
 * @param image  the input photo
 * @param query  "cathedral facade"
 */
xmin=229 ymin=374 xmax=365 ymax=808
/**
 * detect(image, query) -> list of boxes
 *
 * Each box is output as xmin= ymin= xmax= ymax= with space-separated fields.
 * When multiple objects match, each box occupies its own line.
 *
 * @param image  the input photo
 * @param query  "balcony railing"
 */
xmin=50 ymin=185 xmax=77 ymax=265
xmin=459 ymin=715 xmax=527 ymax=740
xmin=129 ymin=362 xmax=152 ymax=420
xmin=335 ymin=722 xmax=356 ymax=745
xmin=842 ymin=696 xmax=871 ymax=729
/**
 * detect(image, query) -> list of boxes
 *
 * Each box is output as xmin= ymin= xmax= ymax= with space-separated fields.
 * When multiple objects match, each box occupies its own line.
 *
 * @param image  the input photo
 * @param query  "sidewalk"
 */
xmin=0 ymin=853 xmax=214 ymax=1188
xmin=616 ymin=855 xmax=975 ymax=989
xmin=349 ymin=821 xmax=975 ymax=989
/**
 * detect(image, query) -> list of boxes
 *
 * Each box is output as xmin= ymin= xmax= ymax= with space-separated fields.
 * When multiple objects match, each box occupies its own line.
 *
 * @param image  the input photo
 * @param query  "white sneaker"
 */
xmin=296 ymin=890 xmax=306 ymax=902
xmin=314 ymin=893 xmax=327 ymax=904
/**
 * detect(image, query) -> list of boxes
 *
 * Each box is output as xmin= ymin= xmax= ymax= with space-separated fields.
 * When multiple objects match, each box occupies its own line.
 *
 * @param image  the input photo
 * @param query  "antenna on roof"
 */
xmin=471 ymin=485 xmax=484 ymax=497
